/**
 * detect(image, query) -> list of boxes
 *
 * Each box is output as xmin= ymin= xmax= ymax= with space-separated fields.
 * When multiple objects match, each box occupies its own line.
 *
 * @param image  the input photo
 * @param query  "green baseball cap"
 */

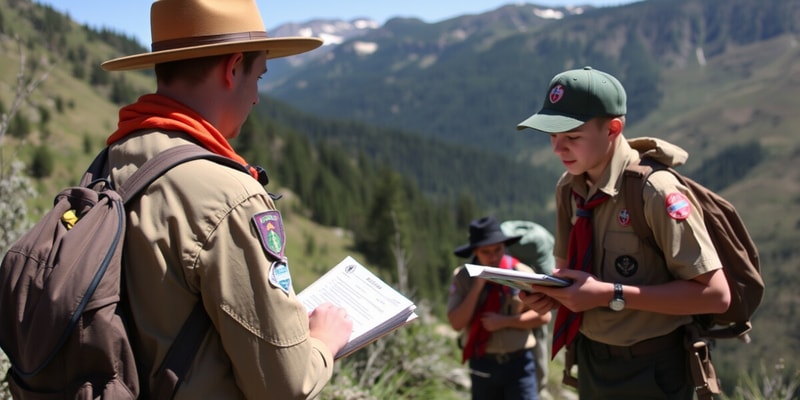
xmin=517 ymin=66 xmax=626 ymax=133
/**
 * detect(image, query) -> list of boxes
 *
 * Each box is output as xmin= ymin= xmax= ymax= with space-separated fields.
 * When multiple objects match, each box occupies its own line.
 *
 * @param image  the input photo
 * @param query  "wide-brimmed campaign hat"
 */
xmin=102 ymin=0 xmax=323 ymax=71
xmin=453 ymin=216 xmax=522 ymax=258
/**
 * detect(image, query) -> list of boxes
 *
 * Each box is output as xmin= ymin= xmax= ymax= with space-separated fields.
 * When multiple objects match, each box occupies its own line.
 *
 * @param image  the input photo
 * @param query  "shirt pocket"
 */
xmin=602 ymin=231 xmax=644 ymax=283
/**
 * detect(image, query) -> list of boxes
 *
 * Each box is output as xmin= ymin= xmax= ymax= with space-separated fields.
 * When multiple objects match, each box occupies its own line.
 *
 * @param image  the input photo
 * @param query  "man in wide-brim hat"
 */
xmin=100 ymin=1 xmax=353 ymax=399
xmin=447 ymin=216 xmax=551 ymax=400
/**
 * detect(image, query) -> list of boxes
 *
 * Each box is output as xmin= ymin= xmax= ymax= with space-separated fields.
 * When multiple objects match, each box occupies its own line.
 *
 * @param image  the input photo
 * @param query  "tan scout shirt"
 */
xmin=553 ymin=137 xmax=722 ymax=346
xmin=109 ymin=131 xmax=333 ymax=399
xmin=447 ymin=261 xmax=537 ymax=354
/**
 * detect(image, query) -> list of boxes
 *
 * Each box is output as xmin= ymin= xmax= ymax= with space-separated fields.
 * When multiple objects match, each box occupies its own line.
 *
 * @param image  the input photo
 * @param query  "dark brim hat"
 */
xmin=454 ymin=216 xmax=522 ymax=258
xmin=517 ymin=66 xmax=626 ymax=133
xmin=101 ymin=0 xmax=323 ymax=71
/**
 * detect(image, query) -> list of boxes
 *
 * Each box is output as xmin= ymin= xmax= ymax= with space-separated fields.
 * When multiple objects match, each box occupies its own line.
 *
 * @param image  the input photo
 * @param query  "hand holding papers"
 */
xmin=297 ymin=256 xmax=418 ymax=359
xmin=465 ymin=264 xmax=572 ymax=293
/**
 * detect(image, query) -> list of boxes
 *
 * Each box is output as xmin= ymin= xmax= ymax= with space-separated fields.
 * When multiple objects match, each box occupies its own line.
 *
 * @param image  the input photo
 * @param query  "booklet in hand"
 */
xmin=465 ymin=264 xmax=572 ymax=293
xmin=296 ymin=256 xmax=418 ymax=359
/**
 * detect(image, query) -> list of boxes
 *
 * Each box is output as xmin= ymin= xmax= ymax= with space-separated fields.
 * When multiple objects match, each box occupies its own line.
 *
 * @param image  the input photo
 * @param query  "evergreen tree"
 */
xmin=29 ymin=144 xmax=54 ymax=178
xmin=354 ymin=168 xmax=409 ymax=275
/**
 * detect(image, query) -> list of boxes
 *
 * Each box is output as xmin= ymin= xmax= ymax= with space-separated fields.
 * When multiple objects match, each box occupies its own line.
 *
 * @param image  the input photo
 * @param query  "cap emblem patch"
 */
xmin=549 ymin=84 xmax=565 ymax=104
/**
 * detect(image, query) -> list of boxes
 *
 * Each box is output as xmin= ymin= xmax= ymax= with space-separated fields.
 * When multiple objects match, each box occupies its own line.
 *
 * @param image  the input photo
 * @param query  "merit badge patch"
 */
xmin=549 ymin=84 xmax=565 ymax=104
xmin=614 ymin=255 xmax=638 ymax=277
xmin=665 ymin=192 xmax=691 ymax=220
xmin=252 ymin=210 xmax=286 ymax=260
xmin=618 ymin=209 xmax=631 ymax=227
xmin=269 ymin=261 xmax=292 ymax=294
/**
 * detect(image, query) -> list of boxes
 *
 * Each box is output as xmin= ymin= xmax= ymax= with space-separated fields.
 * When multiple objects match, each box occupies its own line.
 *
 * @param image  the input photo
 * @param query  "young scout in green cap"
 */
xmin=99 ymin=1 xmax=352 ymax=398
xmin=516 ymin=66 xmax=731 ymax=399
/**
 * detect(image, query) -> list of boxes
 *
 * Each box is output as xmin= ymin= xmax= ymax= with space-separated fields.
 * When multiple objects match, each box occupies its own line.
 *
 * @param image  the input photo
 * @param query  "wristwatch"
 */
xmin=609 ymin=283 xmax=626 ymax=311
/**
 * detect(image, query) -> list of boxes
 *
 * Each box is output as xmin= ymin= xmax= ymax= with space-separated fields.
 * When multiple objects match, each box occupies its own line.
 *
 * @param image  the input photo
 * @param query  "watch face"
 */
xmin=609 ymin=298 xmax=625 ymax=311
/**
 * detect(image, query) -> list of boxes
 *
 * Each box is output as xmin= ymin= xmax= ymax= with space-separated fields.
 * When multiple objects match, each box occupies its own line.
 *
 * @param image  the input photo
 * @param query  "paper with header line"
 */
xmin=297 ymin=256 xmax=418 ymax=360
xmin=464 ymin=264 xmax=572 ymax=293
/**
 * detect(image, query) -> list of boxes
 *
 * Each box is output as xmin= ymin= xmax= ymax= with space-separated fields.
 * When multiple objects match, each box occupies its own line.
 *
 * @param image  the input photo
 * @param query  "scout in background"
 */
xmin=447 ymin=216 xmax=551 ymax=400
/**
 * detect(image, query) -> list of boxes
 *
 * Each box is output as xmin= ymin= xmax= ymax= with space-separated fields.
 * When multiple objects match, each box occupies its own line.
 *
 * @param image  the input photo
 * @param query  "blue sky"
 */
xmin=36 ymin=1 xmax=636 ymax=47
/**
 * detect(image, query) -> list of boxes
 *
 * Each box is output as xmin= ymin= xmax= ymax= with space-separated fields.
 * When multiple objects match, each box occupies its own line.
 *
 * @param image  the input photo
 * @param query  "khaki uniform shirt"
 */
xmin=553 ymin=138 xmax=722 ymax=346
xmin=447 ymin=260 xmax=537 ymax=354
xmin=109 ymin=131 xmax=333 ymax=399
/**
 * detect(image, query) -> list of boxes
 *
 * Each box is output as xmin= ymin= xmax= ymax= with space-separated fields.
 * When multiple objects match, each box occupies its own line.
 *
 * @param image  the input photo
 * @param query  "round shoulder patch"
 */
xmin=665 ymin=192 xmax=691 ymax=220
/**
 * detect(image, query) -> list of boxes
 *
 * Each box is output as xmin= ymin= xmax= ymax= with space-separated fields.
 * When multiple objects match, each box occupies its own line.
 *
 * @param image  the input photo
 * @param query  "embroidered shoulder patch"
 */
xmin=252 ymin=210 xmax=285 ymax=260
xmin=665 ymin=192 xmax=691 ymax=220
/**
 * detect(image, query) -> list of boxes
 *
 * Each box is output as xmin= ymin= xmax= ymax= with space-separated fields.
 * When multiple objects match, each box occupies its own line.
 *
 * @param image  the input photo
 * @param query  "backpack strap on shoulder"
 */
xmin=79 ymin=147 xmax=113 ymax=189
xmin=152 ymin=302 xmax=211 ymax=399
xmin=117 ymin=145 xmax=250 ymax=204
xmin=110 ymin=144 xmax=249 ymax=399
xmin=622 ymin=157 xmax=667 ymax=251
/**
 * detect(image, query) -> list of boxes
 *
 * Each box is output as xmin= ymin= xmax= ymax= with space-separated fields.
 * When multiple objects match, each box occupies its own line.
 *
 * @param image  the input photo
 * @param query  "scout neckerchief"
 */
xmin=551 ymin=190 xmax=609 ymax=359
xmin=462 ymin=254 xmax=518 ymax=363
xmin=107 ymin=94 xmax=261 ymax=182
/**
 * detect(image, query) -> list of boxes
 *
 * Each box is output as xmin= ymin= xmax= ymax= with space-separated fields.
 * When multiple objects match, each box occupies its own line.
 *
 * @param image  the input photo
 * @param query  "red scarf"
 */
xmin=462 ymin=255 xmax=518 ymax=363
xmin=107 ymin=94 xmax=260 ymax=181
xmin=551 ymin=190 xmax=609 ymax=358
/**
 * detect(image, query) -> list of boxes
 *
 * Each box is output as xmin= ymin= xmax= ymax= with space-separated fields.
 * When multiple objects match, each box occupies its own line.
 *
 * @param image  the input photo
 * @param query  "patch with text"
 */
xmin=252 ymin=210 xmax=285 ymax=260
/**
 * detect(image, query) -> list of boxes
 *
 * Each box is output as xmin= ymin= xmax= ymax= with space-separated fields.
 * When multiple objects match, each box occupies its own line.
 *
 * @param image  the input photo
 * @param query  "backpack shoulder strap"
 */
xmin=622 ymin=157 xmax=668 ymax=251
xmin=118 ymin=144 xmax=250 ymax=204
xmin=152 ymin=302 xmax=211 ymax=399
xmin=112 ymin=144 xmax=248 ymax=399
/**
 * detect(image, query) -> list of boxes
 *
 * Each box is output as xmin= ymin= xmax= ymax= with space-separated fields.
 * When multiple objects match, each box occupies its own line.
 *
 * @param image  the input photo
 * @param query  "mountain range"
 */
xmin=264 ymin=0 xmax=798 ymax=158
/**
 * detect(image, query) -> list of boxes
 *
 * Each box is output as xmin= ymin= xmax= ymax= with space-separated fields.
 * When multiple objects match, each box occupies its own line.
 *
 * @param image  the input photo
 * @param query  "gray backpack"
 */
xmin=501 ymin=220 xmax=556 ymax=392
xmin=0 ymin=145 xmax=248 ymax=399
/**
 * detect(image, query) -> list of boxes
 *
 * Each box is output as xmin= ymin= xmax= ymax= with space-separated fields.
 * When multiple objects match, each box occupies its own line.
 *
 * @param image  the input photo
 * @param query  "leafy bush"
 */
xmin=321 ymin=301 xmax=470 ymax=399
xmin=0 ymin=351 xmax=9 ymax=399
xmin=725 ymin=359 xmax=800 ymax=400
xmin=0 ymin=158 xmax=36 ymax=253
xmin=29 ymin=144 xmax=53 ymax=178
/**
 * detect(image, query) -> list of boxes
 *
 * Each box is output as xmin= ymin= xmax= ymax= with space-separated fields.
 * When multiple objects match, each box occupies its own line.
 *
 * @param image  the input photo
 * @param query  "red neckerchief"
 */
xmin=107 ymin=94 xmax=260 ymax=181
xmin=462 ymin=254 xmax=519 ymax=363
xmin=551 ymin=190 xmax=609 ymax=358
